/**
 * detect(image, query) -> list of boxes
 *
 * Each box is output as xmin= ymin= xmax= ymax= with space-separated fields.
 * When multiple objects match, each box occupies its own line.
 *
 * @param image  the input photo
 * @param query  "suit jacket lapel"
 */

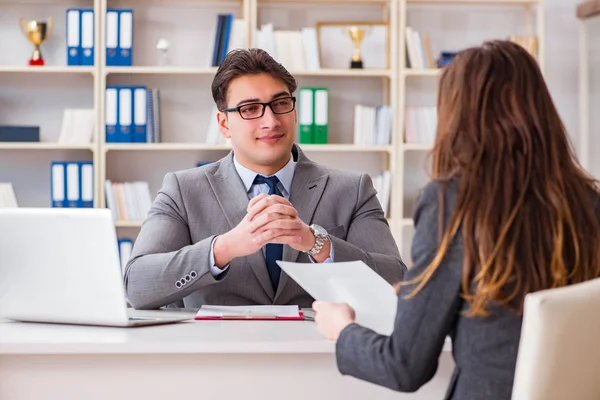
xmin=276 ymin=146 xmax=329 ymax=302
xmin=206 ymin=152 xmax=275 ymax=300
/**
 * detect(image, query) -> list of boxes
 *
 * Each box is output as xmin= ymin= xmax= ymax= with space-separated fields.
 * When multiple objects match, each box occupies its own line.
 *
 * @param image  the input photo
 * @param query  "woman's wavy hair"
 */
xmin=401 ymin=40 xmax=600 ymax=317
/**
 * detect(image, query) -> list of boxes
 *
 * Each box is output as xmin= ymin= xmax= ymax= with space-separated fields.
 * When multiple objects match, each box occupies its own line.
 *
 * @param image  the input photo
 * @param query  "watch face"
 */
xmin=311 ymin=224 xmax=328 ymax=236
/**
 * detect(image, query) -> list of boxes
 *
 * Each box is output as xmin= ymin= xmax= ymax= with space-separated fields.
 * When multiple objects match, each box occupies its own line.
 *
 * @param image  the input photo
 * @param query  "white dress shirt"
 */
xmin=209 ymin=153 xmax=334 ymax=276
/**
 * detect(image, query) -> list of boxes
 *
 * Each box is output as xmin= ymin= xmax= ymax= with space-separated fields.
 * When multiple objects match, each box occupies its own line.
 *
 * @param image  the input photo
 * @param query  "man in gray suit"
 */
xmin=124 ymin=48 xmax=406 ymax=310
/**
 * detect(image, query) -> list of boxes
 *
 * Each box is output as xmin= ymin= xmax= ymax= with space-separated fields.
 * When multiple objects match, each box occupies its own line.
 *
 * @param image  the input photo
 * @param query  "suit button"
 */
xmin=180 ymin=278 xmax=186 ymax=286
xmin=190 ymin=271 xmax=198 ymax=279
xmin=175 ymin=281 xmax=182 ymax=289
xmin=185 ymin=274 xmax=191 ymax=282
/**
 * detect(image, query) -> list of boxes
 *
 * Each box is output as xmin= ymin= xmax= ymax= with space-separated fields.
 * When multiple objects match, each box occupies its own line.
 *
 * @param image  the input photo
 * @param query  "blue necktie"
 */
xmin=253 ymin=175 xmax=283 ymax=292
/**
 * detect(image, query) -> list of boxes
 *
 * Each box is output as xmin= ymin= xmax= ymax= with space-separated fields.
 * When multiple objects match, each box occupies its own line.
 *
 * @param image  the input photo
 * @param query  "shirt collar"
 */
xmin=233 ymin=153 xmax=296 ymax=195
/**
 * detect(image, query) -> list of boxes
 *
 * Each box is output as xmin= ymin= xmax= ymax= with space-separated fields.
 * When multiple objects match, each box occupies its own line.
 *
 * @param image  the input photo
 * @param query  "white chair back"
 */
xmin=512 ymin=277 xmax=600 ymax=400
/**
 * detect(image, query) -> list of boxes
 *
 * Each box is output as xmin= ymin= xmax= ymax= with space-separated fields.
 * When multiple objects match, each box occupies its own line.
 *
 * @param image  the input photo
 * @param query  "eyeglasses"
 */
xmin=221 ymin=96 xmax=296 ymax=120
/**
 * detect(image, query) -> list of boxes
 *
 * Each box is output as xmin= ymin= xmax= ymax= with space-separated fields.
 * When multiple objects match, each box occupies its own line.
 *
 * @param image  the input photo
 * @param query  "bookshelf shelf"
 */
xmin=403 ymin=68 xmax=440 ymax=77
xmin=115 ymin=221 xmax=143 ymax=228
xmin=0 ymin=66 xmax=95 ymax=74
xmin=0 ymin=143 xmax=95 ymax=151
xmin=104 ymin=143 xmax=232 ymax=152
xmin=104 ymin=66 xmax=219 ymax=75
xmin=257 ymin=0 xmax=390 ymax=4
xmin=406 ymin=0 xmax=539 ymax=5
xmin=403 ymin=143 xmax=432 ymax=151
xmin=300 ymin=144 xmax=393 ymax=152
xmin=290 ymin=69 xmax=392 ymax=78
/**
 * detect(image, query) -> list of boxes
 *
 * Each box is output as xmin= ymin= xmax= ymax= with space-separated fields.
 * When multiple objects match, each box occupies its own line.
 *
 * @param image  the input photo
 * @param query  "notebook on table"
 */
xmin=195 ymin=305 xmax=304 ymax=320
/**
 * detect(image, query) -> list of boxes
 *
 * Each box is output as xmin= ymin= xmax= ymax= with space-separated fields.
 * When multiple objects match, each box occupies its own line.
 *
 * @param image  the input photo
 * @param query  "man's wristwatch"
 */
xmin=303 ymin=224 xmax=329 ymax=257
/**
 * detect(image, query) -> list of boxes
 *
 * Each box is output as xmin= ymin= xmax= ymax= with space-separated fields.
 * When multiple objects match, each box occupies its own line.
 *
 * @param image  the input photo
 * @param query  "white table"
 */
xmin=0 ymin=310 xmax=455 ymax=400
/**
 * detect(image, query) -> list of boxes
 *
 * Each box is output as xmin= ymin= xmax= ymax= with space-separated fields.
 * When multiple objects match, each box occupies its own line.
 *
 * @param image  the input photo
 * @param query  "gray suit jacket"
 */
xmin=124 ymin=145 xmax=406 ymax=310
xmin=335 ymin=179 xmax=532 ymax=400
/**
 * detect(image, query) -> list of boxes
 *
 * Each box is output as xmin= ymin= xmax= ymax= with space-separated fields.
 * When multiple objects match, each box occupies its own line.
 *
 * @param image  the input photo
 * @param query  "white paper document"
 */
xmin=277 ymin=260 xmax=398 ymax=335
xmin=196 ymin=305 xmax=300 ymax=318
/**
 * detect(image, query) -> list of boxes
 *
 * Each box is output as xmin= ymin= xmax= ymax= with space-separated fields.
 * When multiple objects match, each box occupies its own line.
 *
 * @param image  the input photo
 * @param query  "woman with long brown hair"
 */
xmin=313 ymin=39 xmax=600 ymax=399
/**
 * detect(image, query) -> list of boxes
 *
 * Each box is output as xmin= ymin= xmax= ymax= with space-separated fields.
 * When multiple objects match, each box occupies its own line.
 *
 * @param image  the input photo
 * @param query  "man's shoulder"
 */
xmin=170 ymin=160 xmax=223 ymax=182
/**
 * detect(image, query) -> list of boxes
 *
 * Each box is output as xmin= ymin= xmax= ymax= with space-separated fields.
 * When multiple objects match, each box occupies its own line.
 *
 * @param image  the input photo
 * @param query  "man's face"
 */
xmin=217 ymin=73 xmax=297 ymax=174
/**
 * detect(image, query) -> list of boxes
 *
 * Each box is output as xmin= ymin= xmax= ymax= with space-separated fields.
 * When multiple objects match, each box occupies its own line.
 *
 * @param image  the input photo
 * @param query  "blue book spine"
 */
xmin=219 ymin=14 xmax=233 ymax=64
xmin=50 ymin=161 xmax=67 ymax=208
xmin=212 ymin=15 xmax=225 ymax=67
xmin=118 ymin=87 xmax=133 ymax=142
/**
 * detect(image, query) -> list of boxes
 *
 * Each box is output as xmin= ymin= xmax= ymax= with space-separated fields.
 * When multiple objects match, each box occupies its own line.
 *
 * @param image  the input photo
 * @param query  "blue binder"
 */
xmin=105 ymin=86 xmax=119 ymax=143
xmin=118 ymin=10 xmax=133 ymax=66
xmin=80 ymin=9 xmax=94 ymax=66
xmin=118 ymin=87 xmax=133 ymax=142
xmin=79 ymin=161 xmax=94 ymax=208
xmin=132 ymin=86 xmax=148 ymax=143
xmin=66 ymin=9 xmax=81 ymax=66
xmin=50 ymin=161 xmax=67 ymax=208
xmin=105 ymin=9 xmax=119 ymax=66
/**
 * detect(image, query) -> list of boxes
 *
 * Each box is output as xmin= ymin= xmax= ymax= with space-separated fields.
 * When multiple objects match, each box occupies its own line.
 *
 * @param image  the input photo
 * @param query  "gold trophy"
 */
xmin=348 ymin=26 xmax=367 ymax=69
xmin=20 ymin=17 xmax=53 ymax=66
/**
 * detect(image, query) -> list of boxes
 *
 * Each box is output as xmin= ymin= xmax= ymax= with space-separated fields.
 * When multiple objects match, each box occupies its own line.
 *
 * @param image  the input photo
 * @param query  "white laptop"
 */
xmin=0 ymin=208 xmax=190 ymax=327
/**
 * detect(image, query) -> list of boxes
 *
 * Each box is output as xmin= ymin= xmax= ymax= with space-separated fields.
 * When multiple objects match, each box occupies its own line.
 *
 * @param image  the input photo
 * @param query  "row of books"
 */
xmin=105 ymin=86 xmax=161 ymax=143
xmin=0 ymin=183 xmax=18 ymax=208
xmin=105 ymin=180 xmax=152 ymax=222
xmin=406 ymin=27 xmax=435 ymax=70
xmin=58 ymin=109 xmax=95 ymax=145
xmin=353 ymin=105 xmax=392 ymax=146
xmin=209 ymin=14 xmax=246 ymax=66
xmin=298 ymin=87 xmax=329 ymax=144
xmin=256 ymin=24 xmax=320 ymax=71
xmin=51 ymin=161 xmax=94 ymax=208
xmin=404 ymin=106 xmax=437 ymax=146
xmin=372 ymin=170 xmax=392 ymax=218
xmin=66 ymin=9 xmax=133 ymax=66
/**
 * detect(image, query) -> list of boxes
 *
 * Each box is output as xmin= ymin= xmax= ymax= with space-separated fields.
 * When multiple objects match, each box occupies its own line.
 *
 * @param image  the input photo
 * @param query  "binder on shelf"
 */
xmin=119 ymin=10 xmax=133 ymax=66
xmin=118 ymin=87 xmax=133 ymax=142
xmin=66 ymin=9 xmax=80 ymax=66
xmin=105 ymin=10 xmax=119 ymax=66
xmin=80 ymin=9 xmax=94 ymax=66
xmin=79 ymin=161 xmax=94 ymax=208
xmin=66 ymin=162 xmax=80 ymax=208
xmin=105 ymin=87 xmax=118 ymax=143
xmin=118 ymin=238 xmax=133 ymax=275
xmin=133 ymin=86 xmax=147 ymax=142
xmin=51 ymin=162 xmax=66 ymax=208
xmin=298 ymin=87 xmax=314 ymax=144
xmin=313 ymin=88 xmax=329 ymax=144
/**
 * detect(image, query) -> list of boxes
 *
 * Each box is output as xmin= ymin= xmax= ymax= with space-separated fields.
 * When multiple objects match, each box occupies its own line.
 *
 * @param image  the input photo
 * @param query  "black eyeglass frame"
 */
xmin=221 ymin=96 xmax=297 ymax=120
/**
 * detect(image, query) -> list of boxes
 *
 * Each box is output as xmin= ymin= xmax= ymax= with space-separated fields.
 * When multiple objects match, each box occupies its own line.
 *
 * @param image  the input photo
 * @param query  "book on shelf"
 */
xmin=66 ymin=8 xmax=95 ymax=66
xmin=105 ymin=180 xmax=152 ymax=222
xmin=371 ymin=170 xmax=392 ymax=218
xmin=405 ymin=27 xmax=435 ymax=70
xmin=256 ymin=24 xmax=320 ymax=71
xmin=209 ymin=14 xmax=246 ymax=67
xmin=404 ymin=106 xmax=437 ymax=147
xmin=117 ymin=238 xmax=133 ymax=275
xmin=106 ymin=86 xmax=161 ymax=143
xmin=58 ymin=109 xmax=95 ymax=145
xmin=51 ymin=161 xmax=94 ymax=208
xmin=0 ymin=183 xmax=18 ymax=208
xmin=297 ymin=87 xmax=328 ymax=144
xmin=105 ymin=9 xmax=133 ymax=66
xmin=353 ymin=104 xmax=392 ymax=146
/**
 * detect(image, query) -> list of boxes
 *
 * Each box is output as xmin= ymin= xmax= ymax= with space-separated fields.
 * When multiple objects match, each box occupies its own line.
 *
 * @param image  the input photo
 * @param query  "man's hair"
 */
xmin=211 ymin=48 xmax=298 ymax=111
